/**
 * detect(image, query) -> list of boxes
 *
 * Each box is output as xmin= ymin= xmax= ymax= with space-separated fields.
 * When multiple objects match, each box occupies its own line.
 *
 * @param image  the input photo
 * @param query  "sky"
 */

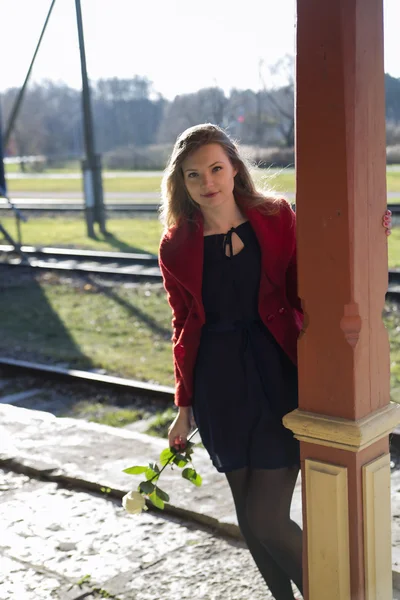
xmin=1 ymin=0 xmax=399 ymax=100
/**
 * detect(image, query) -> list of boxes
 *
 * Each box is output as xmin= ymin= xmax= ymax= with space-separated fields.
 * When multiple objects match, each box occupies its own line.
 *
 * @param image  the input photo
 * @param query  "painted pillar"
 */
xmin=283 ymin=1 xmax=400 ymax=598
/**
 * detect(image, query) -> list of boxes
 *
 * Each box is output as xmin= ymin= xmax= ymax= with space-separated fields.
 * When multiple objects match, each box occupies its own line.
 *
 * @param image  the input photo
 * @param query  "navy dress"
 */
xmin=192 ymin=221 xmax=300 ymax=473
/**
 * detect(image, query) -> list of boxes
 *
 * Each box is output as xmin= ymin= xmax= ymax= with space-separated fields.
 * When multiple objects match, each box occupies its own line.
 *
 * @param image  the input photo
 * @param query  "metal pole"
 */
xmin=0 ymin=102 xmax=7 ymax=197
xmin=75 ymin=0 xmax=106 ymax=237
xmin=4 ymin=0 xmax=57 ymax=148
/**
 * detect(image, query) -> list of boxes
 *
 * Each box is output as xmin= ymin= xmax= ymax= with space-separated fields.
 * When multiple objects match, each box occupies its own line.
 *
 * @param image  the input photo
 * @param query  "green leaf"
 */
xmin=138 ymin=481 xmax=155 ymax=494
xmin=145 ymin=467 xmax=159 ymax=481
xmin=182 ymin=468 xmax=202 ymax=487
xmin=184 ymin=447 xmax=194 ymax=459
xmin=148 ymin=491 xmax=165 ymax=509
xmin=173 ymin=454 xmax=188 ymax=468
xmin=160 ymin=447 xmax=175 ymax=466
xmin=123 ymin=465 xmax=147 ymax=475
xmin=149 ymin=462 xmax=160 ymax=473
xmin=155 ymin=486 xmax=170 ymax=502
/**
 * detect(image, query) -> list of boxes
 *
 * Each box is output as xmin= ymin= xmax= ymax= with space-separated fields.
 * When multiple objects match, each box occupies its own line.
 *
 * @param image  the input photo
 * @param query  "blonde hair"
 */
xmin=160 ymin=123 xmax=282 ymax=229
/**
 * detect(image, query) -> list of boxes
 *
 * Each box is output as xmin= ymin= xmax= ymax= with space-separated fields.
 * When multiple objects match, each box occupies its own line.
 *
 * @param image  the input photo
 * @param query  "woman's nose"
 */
xmin=201 ymin=172 xmax=212 ymax=187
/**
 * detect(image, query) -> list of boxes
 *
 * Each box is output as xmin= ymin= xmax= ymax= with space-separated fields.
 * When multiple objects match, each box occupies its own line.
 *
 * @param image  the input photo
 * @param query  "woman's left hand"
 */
xmin=383 ymin=209 xmax=392 ymax=236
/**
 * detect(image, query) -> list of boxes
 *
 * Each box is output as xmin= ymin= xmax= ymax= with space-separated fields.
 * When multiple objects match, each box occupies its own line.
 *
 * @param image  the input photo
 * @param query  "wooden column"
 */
xmin=283 ymin=1 xmax=400 ymax=598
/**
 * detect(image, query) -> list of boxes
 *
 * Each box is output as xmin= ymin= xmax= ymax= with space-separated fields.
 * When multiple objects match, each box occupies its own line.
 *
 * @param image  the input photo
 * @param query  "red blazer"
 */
xmin=159 ymin=201 xmax=303 ymax=407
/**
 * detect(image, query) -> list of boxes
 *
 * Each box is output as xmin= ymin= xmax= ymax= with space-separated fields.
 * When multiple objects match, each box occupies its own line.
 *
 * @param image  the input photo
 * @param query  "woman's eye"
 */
xmin=187 ymin=172 xmax=198 ymax=178
xmin=213 ymin=166 xmax=222 ymax=172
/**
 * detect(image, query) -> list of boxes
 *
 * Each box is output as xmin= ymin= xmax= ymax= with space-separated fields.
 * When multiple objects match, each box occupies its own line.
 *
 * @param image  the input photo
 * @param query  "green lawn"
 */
xmin=0 ymin=216 xmax=163 ymax=255
xmin=389 ymin=228 xmax=400 ymax=269
xmin=252 ymin=169 xmax=296 ymax=194
xmin=6 ymin=176 xmax=162 ymax=194
xmin=0 ymin=276 xmax=175 ymax=387
xmin=5 ymin=167 xmax=400 ymax=195
xmin=5 ymin=161 xmax=81 ymax=174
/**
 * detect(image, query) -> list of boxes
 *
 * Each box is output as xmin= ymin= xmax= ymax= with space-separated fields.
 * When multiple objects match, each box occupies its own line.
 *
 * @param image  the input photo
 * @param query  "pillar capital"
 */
xmin=283 ymin=403 xmax=400 ymax=452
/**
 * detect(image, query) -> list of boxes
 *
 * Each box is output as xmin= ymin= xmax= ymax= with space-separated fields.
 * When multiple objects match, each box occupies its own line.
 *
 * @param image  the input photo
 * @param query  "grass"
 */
xmin=389 ymin=227 xmax=400 ymax=268
xmin=5 ymin=161 xmax=82 ymax=174
xmin=6 ymin=176 xmax=162 ymax=194
xmin=0 ymin=216 xmax=163 ymax=255
xmin=145 ymin=407 xmax=177 ymax=437
xmin=253 ymin=168 xmax=296 ymax=194
xmin=59 ymin=393 xmax=177 ymax=432
xmin=70 ymin=401 xmax=146 ymax=427
xmin=0 ymin=274 xmax=175 ymax=387
xmin=5 ymin=167 xmax=400 ymax=195
xmin=65 ymin=399 xmax=181 ymax=436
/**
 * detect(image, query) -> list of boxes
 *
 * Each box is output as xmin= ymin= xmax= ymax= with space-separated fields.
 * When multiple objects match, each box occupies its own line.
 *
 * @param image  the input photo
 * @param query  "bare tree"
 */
xmin=259 ymin=55 xmax=295 ymax=147
xmin=157 ymin=87 xmax=227 ymax=143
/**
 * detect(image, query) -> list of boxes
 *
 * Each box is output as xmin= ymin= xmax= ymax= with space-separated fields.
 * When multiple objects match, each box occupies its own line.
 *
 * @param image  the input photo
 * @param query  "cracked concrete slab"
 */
xmin=0 ymin=469 xmax=290 ymax=600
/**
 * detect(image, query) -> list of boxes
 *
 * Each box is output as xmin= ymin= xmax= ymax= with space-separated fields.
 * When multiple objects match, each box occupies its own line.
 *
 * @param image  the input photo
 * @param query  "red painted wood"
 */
xmin=296 ymin=0 xmax=388 ymax=422
xmin=296 ymin=1 xmax=388 ymax=598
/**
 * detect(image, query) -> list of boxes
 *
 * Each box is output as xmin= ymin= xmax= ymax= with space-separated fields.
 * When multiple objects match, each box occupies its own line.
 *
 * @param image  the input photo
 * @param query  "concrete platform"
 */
xmin=1 ymin=402 xmax=400 ymax=595
xmin=0 ymin=403 xmax=302 ymax=537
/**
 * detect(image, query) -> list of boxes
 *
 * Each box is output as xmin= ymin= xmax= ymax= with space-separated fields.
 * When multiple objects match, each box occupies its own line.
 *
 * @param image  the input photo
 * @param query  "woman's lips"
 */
xmin=202 ymin=192 xmax=219 ymax=198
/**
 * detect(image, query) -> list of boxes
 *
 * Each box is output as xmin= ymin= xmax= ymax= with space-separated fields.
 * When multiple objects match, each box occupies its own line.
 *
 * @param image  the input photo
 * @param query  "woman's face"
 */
xmin=181 ymin=143 xmax=237 ymax=211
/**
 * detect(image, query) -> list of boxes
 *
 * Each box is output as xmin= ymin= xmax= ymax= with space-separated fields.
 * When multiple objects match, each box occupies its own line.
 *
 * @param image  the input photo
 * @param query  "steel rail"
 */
xmin=0 ymin=245 xmax=161 ymax=279
xmin=0 ymin=244 xmax=158 ymax=264
xmin=0 ymin=357 xmax=174 ymax=401
xmin=0 ymin=262 xmax=162 ymax=280
xmin=0 ymin=202 xmax=159 ymax=213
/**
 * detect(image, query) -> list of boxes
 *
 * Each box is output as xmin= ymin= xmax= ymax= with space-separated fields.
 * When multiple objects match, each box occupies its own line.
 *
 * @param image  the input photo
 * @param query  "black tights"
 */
xmin=226 ymin=466 xmax=303 ymax=600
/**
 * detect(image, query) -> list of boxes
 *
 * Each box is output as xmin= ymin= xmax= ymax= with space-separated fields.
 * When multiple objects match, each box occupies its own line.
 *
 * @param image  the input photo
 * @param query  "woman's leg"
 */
xmin=226 ymin=468 xmax=297 ymax=600
xmin=246 ymin=466 xmax=303 ymax=596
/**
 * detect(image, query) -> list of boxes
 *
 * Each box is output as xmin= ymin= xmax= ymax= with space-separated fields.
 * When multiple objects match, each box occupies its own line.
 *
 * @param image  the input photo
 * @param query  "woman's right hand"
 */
xmin=168 ymin=407 xmax=193 ymax=451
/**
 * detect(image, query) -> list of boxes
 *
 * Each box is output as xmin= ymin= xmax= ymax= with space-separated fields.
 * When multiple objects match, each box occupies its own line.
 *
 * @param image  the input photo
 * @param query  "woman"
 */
xmin=158 ymin=123 xmax=391 ymax=600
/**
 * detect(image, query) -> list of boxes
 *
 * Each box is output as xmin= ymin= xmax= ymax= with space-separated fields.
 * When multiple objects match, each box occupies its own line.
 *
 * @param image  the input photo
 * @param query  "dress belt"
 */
xmin=203 ymin=318 xmax=262 ymax=333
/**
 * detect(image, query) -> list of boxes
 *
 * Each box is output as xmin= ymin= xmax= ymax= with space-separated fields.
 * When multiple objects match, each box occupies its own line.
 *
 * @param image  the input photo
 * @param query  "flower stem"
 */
xmin=149 ymin=428 xmax=199 ymax=484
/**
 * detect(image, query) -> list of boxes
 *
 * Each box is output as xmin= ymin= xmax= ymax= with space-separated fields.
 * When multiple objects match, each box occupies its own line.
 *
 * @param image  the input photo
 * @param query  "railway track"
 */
xmin=3 ymin=245 xmax=400 ymax=297
xmin=0 ymin=201 xmax=160 ymax=213
xmin=0 ymin=357 xmax=174 ymax=401
xmin=0 ymin=244 xmax=161 ymax=280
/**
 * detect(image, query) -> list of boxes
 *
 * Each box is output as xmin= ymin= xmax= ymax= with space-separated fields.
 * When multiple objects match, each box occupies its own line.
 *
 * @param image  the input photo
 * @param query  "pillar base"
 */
xmin=284 ymin=403 xmax=400 ymax=599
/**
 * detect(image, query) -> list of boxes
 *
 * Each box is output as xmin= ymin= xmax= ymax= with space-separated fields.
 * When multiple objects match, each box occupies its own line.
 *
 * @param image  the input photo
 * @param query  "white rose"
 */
xmin=122 ymin=490 xmax=147 ymax=514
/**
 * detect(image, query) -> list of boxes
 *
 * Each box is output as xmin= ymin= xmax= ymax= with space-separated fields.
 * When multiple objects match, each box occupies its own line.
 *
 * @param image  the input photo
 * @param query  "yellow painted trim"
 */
xmin=363 ymin=453 xmax=392 ymax=600
xmin=283 ymin=403 xmax=400 ymax=452
xmin=305 ymin=459 xmax=351 ymax=600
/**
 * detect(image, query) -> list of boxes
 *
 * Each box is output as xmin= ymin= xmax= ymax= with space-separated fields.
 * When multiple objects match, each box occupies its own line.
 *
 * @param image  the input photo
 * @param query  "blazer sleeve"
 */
xmin=282 ymin=202 xmax=303 ymax=314
xmin=159 ymin=252 xmax=191 ymax=407
xmin=159 ymin=261 xmax=188 ymax=344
